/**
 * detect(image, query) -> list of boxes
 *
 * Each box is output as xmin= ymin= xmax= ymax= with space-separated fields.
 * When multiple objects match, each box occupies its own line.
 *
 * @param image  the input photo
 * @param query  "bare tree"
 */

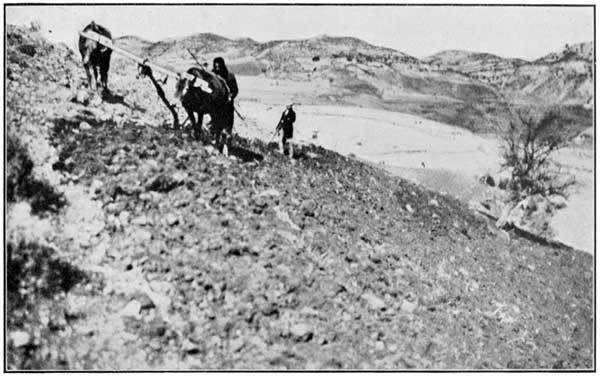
xmin=500 ymin=109 xmax=576 ymax=201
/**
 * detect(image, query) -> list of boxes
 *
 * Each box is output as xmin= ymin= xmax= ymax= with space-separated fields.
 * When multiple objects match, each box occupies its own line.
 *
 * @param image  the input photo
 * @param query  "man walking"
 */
xmin=275 ymin=103 xmax=296 ymax=158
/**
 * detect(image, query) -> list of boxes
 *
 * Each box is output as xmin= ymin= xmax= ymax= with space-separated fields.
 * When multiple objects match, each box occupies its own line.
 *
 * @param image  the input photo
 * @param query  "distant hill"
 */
xmin=423 ymin=50 xmax=527 ymax=75
xmin=114 ymin=33 xmax=592 ymax=134
xmin=536 ymin=41 xmax=593 ymax=64
xmin=423 ymin=43 xmax=593 ymax=112
xmin=114 ymin=35 xmax=153 ymax=56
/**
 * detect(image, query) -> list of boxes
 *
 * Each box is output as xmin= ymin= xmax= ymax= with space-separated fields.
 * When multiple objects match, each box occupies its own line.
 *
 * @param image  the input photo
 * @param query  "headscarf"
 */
xmin=213 ymin=57 xmax=229 ymax=79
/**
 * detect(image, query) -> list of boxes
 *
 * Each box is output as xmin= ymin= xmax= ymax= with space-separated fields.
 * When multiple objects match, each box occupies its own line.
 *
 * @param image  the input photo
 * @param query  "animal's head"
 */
xmin=80 ymin=21 xmax=111 ymax=64
xmin=81 ymin=40 xmax=98 ymax=65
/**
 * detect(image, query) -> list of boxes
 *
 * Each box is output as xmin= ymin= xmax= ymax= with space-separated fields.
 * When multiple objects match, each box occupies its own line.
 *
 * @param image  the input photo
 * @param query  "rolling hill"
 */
xmin=113 ymin=33 xmax=511 ymax=132
xmin=112 ymin=34 xmax=592 ymax=133
xmin=424 ymin=42 xmax=593 ymax=110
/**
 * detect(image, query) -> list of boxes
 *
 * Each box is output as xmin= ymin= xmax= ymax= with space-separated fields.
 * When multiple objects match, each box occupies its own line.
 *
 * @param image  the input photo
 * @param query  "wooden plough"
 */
xmin=79 ymin=29 xmax=212 ymax=128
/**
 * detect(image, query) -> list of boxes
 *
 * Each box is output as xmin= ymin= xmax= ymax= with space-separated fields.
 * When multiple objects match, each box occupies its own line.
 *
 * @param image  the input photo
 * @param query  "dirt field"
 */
xmin=235 ymin=75 xmax=594 ymax=253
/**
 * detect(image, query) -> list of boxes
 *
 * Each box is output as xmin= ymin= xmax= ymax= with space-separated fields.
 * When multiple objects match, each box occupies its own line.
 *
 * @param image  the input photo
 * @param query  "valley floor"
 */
xmin=234 ymin=75 xmax=595 ymax=253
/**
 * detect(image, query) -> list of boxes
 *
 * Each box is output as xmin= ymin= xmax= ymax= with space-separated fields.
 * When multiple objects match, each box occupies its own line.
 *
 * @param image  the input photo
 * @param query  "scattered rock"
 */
xmin=118 ymin=210 xmax=130 ymax=225
xmin=79 ymin=121 xmax=92 ymax=131
xmin=134 ymin=293 xmax=155 ymax=310
xmin=182 ymin=338 xmax=201 ymax=354
xmin=290 ymin=323 xmax=313 ymax=342
xmin=88 ymin=242 xmax=107 ymax=265
xmin=405 ymin=204 xmax=414 ymax=213
xmin=301 ymin=200 xmax=317 ymax=217
xmin=165 ymin=213 xmax=179 ymax=226
xmin=10 ymin=331 xmax=31 ymax=348
xmin=274 ymin=206 xmax=300 ymax=231
xmin=147 ymin=318 xmax=167 ymax=338
xmin=229 ymin=338 xmax=245 ymax=352
xmin=90 ymin=179 xmax=103 ymax=194
xmin=429 ymin=198 xmax=439 ymax=207
xmin=258 ymin=188 xmax=281 ymax=197
xmin=131 ymin=215 xmax=150 ymax=226
xmin=362 ymin=292 xmax=386 ymax=311
xmin=131 ymin=228 xmax=152 ymax=243
xmin=73 ymin=90 xmax=89 ymax=105
xmin=401 ymin=299 xmax=418 ymax=313
xmin=548 ymin=195 xmax=567 ymax=209
xmin=175 ymin=150 xmax=189 ymax=160
xmin=172 ymin=171 xmax=188 ymax=183
xmin=121 ymin=300 xmax=142 ymax=319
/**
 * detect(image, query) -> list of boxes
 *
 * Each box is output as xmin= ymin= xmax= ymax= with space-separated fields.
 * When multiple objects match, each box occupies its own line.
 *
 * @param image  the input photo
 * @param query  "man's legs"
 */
xmin=280 ymin=135 xmax=286 ymax=154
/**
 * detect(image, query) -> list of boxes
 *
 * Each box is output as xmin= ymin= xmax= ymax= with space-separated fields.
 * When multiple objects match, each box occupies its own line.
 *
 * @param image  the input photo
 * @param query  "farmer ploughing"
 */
xmin=79 ymin=25 xmax=235 ymax=153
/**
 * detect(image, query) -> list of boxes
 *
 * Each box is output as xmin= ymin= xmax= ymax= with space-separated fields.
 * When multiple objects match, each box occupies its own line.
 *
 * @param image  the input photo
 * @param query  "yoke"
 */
xmin=78 ymin=30 xmax=212 ymax=93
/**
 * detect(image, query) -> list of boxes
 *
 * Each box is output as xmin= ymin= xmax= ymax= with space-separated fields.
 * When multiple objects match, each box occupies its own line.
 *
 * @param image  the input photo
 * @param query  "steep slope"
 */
xmin=6 ymin=25 xmax=594 ymax=370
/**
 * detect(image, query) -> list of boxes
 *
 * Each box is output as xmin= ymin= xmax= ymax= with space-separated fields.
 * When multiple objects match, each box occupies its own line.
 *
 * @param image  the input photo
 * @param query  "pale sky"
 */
xmin=6 ymin=4 xmax=594 ymax=60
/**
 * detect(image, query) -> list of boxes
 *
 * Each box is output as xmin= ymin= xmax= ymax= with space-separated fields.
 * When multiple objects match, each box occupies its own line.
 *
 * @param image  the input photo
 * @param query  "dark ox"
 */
xmin=78 ymin=21 xmax=112 ymax=93
xmin=175 ymin=67 xmax=232 ymax=151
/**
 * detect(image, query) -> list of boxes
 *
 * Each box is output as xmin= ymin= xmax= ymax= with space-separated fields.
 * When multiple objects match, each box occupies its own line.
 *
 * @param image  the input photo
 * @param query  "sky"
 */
xmin=6 ymin=4 xmax=594 ymax=60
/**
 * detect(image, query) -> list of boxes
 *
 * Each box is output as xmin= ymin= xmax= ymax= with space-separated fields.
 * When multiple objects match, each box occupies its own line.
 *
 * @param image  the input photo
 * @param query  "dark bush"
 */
xmin=7 ymin=241 xmax=87 ymax=315
xmin=7 ymin=133 xmax=34 ymax=202
xmin=500 ymin=109 xmax=576 ymax=201
xmin=6 ymin=134 xmax=66 ymax=214
xmin=17 ymin=44 xmax=37 ymax=57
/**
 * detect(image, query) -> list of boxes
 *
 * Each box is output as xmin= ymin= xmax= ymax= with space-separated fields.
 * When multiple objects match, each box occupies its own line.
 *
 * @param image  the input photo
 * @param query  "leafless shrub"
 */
xmin=29 ymin=21 xmax=42 ymax=32
xmin=500 ymin=108 xmax=576 ymax=201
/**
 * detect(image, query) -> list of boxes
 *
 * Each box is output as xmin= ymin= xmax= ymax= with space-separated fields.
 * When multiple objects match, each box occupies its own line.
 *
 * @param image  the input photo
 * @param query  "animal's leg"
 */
xmin=194 ymin=113 xmax=204 ymax=141
xmin=214 ymin=128 xmax=222 ymax=150
xmin=186 ymin=108 xmax=195 ymax=134
xmin=220 ymin=128 xmax=232 ymax=157
xmin=84 ymin=64 xmax=94 ymax=91
xmin=100 ymin=60 xmax=110 ymax=92
xmin=93 ymin=65 xmax=101 ymax=93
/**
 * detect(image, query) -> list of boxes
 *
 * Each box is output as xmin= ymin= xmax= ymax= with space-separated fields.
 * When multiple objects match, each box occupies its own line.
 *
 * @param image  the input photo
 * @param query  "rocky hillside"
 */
xmin=6 ymin=24 xmax=594 ymax=370
xmin=536 ymin=42 xmax=593 ymax=64
xmin=114 ymin=33 xmax=592 ymax=133
xmin=423 ymin=50 xmax=527 ymax=75
xmin=424 ymin=43 xmax=593 ymax=113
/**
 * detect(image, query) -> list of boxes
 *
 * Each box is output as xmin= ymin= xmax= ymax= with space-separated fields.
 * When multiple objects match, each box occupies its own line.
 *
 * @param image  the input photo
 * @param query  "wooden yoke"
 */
xmin=78 ymin=30 xmax=212 ymax=92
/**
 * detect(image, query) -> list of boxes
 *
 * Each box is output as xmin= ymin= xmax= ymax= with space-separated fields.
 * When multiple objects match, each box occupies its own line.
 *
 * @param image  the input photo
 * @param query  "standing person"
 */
xmin=275 ymin=103 xmax=296 ymax=158
xmin=212 ymin=57 xmax=238 ymax=155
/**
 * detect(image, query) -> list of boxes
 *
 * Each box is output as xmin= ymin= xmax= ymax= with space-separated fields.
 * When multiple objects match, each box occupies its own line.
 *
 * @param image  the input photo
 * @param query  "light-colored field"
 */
xmin=234 ymin=75 xmax=594 ymax=253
